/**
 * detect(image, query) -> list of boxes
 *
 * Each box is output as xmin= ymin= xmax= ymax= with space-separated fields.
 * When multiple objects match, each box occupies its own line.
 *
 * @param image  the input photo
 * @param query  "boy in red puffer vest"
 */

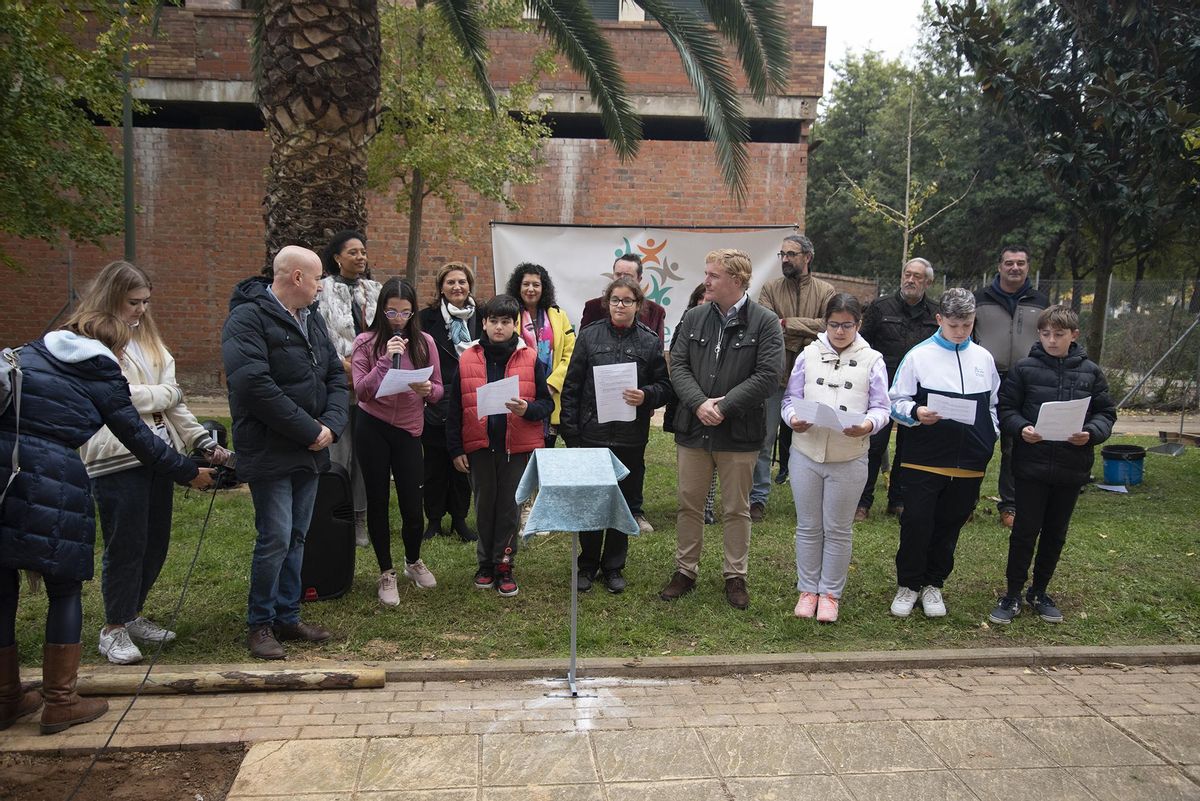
xmin=447 ymin=294 xmax=553 ymax=597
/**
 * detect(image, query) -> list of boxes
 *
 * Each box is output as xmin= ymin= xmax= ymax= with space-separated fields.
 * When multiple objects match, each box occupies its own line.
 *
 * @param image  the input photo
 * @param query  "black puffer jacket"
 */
xmin=559 ymin=319 xmax=673 ymax=448
xmin=998 ymin=341 xmax=1116 ymax=485
xmin=221 ymin=277 xmax=349 ymax=482
xmin=0 ymin=335 xmax=198 ymax=581
xmin=418 ymin=304 xmax=480 ymax=429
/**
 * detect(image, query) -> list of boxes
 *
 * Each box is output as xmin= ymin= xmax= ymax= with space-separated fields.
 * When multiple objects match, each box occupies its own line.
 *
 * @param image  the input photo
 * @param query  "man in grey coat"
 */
xmin=660 ymin=249 xmax=784 ymax=609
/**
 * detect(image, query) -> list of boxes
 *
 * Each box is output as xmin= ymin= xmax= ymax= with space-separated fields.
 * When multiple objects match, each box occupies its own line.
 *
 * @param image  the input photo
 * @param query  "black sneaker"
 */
xmin=988 ymin=595 xmax=1020 ymax=625
xmin=496 ymin=564 xmax=519 ymax=597
xmin=577 ymin=571 xmax=593 ymax=592
xmin=1026 ymin=591 xmax=1064 ymax=623
xmin=451 ymin=517 xmax=478 ymax=543
xmin=473 ymin=568 xmax=495 ymax=590
xmin=604 ymin=570 xmax=626 ymax=594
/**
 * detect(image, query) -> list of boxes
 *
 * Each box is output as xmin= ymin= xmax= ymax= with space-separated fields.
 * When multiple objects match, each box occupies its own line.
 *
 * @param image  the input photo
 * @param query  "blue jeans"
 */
xmin=751 ymin=385 xmax=785 ymax=506
xmin=93 ymin=466 xmax=175 ymax=625
xmin=247 ymin=472 xmax=319 ymax=627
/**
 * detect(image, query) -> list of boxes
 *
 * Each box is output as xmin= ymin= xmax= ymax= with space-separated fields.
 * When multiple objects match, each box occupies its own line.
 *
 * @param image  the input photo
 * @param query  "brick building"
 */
xmin=1 ymin=0 xmax=825 ymax=386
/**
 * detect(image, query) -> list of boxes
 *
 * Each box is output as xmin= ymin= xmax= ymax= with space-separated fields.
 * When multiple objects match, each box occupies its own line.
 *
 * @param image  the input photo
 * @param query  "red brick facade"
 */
xmin=2 ymin=4 xmax=824 ymax=386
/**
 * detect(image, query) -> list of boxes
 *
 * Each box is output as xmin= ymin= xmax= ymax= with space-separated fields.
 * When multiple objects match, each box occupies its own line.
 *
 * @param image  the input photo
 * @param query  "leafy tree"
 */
xmin=368 ymin=0 xmax=554 ymax=283
xmin=0 ymin=1 xmax=141 ymax=269
xmin=935 ymin=0 xmax=1200 ymax=361
xmin=253 ymin=0 xmax=791 ymax=263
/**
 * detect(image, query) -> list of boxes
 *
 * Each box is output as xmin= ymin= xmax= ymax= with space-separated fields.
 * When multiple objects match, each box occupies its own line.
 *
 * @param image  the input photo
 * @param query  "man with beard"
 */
xmin=973 ymin=245 xmax=1049 ymax=528
xmin=751 ymin=235 xmax=836 ymax=522
xmin=855 ymin=258 xmax=940 ymax=521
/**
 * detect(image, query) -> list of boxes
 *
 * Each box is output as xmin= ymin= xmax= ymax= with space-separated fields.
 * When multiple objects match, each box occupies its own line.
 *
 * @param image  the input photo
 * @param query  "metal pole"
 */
xmin=122 ymin=1 xmax=135 ymax=262
xmin=568 ymin=532 xmax=579 ymax=697
xmin=1117 ymin=314 xmax=1200 ymax=408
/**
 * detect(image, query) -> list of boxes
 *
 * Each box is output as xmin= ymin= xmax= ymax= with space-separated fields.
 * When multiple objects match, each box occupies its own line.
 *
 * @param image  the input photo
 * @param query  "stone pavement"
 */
xmin=3 ymin=660 xmax=1200 ymax=800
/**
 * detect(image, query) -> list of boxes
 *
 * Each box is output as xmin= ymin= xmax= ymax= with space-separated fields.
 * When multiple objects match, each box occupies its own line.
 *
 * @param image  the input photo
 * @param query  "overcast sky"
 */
xmin=812 ymin=0 xmax=928 ymax=98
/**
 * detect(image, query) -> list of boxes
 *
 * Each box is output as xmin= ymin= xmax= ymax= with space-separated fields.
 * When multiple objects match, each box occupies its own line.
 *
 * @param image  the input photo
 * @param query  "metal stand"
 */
xmin=546 ymin=531 xmax=594 ymax=699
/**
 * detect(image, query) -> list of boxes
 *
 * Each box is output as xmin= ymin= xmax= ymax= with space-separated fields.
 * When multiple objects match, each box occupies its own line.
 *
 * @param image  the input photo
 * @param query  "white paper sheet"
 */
xmin=375 ymin=366 xmax=434 ymax=398
xmin=789 ymin=399 xmax=867 ymax=432
xmin=1095 ymin=484 xmax=1129 ymax=493
xmin=926 ymin=392 xmax=978 ymax=425
xmin=593 ymin=362 xmax=638 ymax=423
xmin=477 ymin=375 xmax=520 ymax=418
xmin=1034 ymin=397 xmax=1091 ymax=441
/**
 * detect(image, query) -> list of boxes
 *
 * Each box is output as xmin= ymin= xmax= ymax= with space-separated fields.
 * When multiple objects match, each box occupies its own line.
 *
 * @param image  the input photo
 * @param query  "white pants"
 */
xmin=789 ymin=448 xmax=867 ymax=597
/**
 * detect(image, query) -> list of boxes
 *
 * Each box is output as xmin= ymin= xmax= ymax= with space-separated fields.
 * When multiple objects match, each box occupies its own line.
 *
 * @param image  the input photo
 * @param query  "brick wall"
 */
xmin=2 ymin=130 xmax=808 ymax=387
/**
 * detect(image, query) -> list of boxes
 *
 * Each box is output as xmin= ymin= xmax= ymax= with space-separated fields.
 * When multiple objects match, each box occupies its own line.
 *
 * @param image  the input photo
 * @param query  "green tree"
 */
xmin=368 ymin=0 xmax=554 ymax=283
xmin=253 ymin=0 xmax=791 ymax=262
xmin=935 ymin=0 xmax=1200 ymax=361
xmin=0 ymin=1 xmax=140 ymax=269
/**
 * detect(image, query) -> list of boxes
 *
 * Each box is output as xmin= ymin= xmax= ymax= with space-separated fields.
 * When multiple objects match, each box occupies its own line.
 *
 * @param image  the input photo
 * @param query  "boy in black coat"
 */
xmin=991 ymin=306 xmax=1116 ymax=625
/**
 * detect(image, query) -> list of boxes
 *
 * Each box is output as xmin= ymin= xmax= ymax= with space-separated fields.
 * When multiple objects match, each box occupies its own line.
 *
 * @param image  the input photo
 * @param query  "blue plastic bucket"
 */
xmin=1102 ymin=445 xmax=1146 ymax=486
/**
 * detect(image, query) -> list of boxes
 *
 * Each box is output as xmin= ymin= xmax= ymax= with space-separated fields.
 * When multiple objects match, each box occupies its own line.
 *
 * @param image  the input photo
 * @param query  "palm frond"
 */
xmin=529 ymin=0 xmax=642 ymax=160
xmin=694 ymin=0 xmax=791 ymax=100
xmin=637 ymin=0 xmax=751 ymax=201
xmin=433 ymin=0 xmax=498 ymax=112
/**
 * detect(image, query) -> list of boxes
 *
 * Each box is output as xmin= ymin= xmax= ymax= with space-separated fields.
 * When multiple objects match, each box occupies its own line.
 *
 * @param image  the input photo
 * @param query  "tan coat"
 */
xmin=757 ymin=273 xmax=837 ymax=386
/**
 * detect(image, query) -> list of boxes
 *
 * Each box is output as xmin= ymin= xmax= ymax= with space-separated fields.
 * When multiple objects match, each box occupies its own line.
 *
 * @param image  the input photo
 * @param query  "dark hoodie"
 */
xmin=221 ymin=276 xmax=349 ymax=482
xmin=998 ymin=340 xmax=1117 ymax=485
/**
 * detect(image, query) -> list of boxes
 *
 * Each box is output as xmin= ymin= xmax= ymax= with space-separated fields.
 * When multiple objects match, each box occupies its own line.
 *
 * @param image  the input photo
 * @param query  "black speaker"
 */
xmin=300 ymin=463 xmax=355 ymax=601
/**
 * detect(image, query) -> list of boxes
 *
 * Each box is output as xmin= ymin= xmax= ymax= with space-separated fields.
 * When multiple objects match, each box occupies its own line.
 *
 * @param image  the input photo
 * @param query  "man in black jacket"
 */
xmin=856 ymin=257 xmax=940 ymax=520
xmin=660 ymin=249 xmax=783 ymax=610
xmin=222 ymin=246 xmax=349 ymax=660
xmin=973 ymin=245 xmax=1049 ymax=528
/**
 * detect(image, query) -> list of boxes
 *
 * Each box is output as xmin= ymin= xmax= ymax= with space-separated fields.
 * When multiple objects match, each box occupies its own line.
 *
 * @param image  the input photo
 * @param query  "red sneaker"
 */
xmin=495 ymin=564 xmax=519 ymax=597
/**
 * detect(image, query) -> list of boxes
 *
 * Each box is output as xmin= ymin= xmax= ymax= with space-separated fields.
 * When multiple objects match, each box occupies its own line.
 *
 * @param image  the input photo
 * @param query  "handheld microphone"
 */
xmin=393 ymin=352 xmax=401 ymax=370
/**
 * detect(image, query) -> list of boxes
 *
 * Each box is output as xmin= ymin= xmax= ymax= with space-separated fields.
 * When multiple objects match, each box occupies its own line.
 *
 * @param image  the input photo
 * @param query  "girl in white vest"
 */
xmin=781 ymin=294 xmax=890 ymax=623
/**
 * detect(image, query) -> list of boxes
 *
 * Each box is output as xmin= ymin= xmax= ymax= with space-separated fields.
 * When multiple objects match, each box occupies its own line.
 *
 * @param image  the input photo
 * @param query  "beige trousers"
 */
xmin=675 ymin=445 xmax=757 ymax=579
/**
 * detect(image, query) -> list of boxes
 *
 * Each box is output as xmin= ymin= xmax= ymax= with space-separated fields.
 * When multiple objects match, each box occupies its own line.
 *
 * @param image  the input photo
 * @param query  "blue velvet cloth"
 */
xmin=515 ymin=448 xmax=639 ymax=538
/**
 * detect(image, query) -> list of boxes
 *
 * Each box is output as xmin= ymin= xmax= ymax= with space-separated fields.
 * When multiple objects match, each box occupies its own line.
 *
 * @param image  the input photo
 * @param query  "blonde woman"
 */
xmin=79 ymin=262 xmax=230 ymax=665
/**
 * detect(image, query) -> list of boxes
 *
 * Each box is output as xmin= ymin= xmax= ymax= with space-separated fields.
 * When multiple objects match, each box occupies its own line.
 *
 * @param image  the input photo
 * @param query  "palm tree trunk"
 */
xmin=256 ymin=0 xmax=382 ymax=264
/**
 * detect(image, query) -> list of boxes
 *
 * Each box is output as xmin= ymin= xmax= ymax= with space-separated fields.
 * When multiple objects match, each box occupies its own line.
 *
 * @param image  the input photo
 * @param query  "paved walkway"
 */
xmin=3 ymin=661 xmax=1199 ymax=800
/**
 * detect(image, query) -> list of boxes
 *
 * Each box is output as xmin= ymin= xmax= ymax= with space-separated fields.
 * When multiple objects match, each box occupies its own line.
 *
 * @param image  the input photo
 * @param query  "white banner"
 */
xmin=490 ymin=224 xmax=795 ymax=343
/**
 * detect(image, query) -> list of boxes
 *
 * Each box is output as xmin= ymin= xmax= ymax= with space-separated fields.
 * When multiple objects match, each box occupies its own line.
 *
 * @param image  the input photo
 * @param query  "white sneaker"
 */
xmin=403 ymin=559 xmax=437 ymax=589
xmin=377 ymin=570 xmax=400 ymax=606
xmin=890 ymin=586 xmax=920 ymax=617
xmin=920 ymin=585 xmax=947 ymax=617
xmin=125 ymin=616 xmax=176 ymax=644
xmin=99 ymin=626 xmax=143 ymax=665
xmin=635 ymin=515 xmax=654 ymax=534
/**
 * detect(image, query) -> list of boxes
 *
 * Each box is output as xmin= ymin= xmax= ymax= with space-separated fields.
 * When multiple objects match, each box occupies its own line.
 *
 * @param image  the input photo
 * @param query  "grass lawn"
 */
xmin=12 ymin=430 xmax=1200 ymax=667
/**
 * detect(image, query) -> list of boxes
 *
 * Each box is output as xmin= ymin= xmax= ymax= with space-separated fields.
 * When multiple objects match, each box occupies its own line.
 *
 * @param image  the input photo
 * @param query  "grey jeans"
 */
xmin=788 ymin=449 xmax=867 ymax=598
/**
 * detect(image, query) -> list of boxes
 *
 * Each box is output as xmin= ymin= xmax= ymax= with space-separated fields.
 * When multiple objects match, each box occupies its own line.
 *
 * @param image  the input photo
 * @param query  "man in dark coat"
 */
xmin=222 ymin=245 xmax=349 ymax=660
xmin=973 ymin=244 xmax=1049 ymax=527
xmin=856 ymin=257 xmax=940 ymax=520
xmin=578 ymin=253 xmax=666 ymax=345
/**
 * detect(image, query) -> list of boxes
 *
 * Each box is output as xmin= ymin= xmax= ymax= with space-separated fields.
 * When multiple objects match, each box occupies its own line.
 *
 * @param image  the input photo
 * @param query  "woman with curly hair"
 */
xmin=505 ymin=263 xmax=575 ymax=448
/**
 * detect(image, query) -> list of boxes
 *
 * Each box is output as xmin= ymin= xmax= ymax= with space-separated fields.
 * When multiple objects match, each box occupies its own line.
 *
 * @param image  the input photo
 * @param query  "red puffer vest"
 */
xmin=458 ymin=344 xmax=543 ymax=455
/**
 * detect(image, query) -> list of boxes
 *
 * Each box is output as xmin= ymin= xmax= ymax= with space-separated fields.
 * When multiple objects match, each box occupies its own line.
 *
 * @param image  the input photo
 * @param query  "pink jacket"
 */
xmin=352 ymin=331 xmax=443 ymax=437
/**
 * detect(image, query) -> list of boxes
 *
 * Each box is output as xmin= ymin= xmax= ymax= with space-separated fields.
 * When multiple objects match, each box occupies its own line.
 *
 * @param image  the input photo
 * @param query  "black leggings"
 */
xmin=354 ymin=411 xmax=425 ymax=572
xmin=0 ymin=567 xmax=83 ymax=646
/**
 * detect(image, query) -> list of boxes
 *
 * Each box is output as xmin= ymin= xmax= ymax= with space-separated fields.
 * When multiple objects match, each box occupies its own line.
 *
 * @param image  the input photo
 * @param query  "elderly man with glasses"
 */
xmin=750 ymin=235 xmax=836 ymax=522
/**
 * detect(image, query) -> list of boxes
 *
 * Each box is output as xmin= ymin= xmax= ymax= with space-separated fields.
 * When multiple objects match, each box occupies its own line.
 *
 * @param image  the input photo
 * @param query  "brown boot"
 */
xmin=39 ymin=643 xmax=108 ymax=735
xmin=659 ymin=571 xmax=696 ymax=601
xmin=1 ymin=644 xmax=42 ymax=730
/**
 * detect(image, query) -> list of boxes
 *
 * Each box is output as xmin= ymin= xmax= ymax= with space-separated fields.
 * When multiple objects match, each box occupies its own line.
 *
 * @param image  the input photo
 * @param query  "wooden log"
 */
xmin=72 ymin=667 xmax=386 ymax=696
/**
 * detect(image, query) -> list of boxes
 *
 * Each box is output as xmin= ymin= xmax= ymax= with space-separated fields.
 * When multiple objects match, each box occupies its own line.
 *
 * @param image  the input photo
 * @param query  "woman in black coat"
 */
xmin=417 ymin=262 xmax=481 ymax=542
xmin=559 ymin=277 xmax=673 ymax=593
xmin=0 ymin=312 xmax=212 ymax=735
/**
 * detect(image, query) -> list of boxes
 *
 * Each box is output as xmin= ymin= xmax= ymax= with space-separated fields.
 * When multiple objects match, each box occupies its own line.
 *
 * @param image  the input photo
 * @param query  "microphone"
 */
xmin=393 ymin=352 xmax=401 ymax=370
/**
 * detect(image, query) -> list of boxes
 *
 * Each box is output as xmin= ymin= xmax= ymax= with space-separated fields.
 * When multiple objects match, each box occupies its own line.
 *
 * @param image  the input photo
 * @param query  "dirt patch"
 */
xmin=0 ymin=748 xmax=245 ymax=801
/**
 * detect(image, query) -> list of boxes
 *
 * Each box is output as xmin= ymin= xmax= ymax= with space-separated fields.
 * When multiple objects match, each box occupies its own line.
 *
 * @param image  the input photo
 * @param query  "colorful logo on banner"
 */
xmin=610 ymin=236 xmax=687 ymax=308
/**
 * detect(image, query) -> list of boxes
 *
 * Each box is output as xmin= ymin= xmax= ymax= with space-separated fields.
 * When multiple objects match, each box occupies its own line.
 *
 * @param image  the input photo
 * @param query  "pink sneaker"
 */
xmin=816 ymin=594 xmax=839 ymax=623
xmin=794 ymin=592 xmax=819 ymax=618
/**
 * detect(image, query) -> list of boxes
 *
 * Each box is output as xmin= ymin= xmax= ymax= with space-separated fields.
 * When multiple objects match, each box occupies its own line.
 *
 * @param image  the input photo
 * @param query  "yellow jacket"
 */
xmin=544 ymin=305 xmax=575 ymax=424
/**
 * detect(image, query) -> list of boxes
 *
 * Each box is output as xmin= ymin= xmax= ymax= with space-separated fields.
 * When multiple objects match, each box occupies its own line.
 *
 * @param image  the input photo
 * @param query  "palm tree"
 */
xmin=253 ymin=0 xmax=790 ymax=262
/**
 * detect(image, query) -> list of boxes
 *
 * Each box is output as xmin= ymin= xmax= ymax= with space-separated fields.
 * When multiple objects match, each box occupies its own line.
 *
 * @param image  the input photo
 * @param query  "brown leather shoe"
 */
xmin=853 ymin=507 xmax=869 ymax=523
xmin=247 ymin=625 xmax=285 ymax=660
xmin=1 ymin=644 xmax=42 ymax=730
xmin=749 ymin=502 xmax=766 ymax=522
xmin=273 ymin=621 xmax=333 ymax=643
xmin=39 ymin=643 xmax=108 ymax=735
xmin=725 ymin=576 xmax=750 ymax=610
xmin=659 ymin=571 xmax=695 ymax=601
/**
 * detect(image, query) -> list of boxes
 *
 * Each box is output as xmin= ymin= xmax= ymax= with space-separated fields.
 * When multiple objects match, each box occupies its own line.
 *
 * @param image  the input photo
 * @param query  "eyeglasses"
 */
xmin=384 ymin=310 xmax=413 ymax=320
xmin=779 ymin=251 xmax=808 ymax=259
xmin=825 ymin=321 xmax=858 ymax=332
xmin=608 ymin=297 xmax=638 ymax=308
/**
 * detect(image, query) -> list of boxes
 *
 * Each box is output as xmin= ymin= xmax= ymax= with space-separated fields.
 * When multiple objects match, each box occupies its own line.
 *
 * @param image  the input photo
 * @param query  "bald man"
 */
xmin=222 ymin=246 xmax=349 ymax=660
